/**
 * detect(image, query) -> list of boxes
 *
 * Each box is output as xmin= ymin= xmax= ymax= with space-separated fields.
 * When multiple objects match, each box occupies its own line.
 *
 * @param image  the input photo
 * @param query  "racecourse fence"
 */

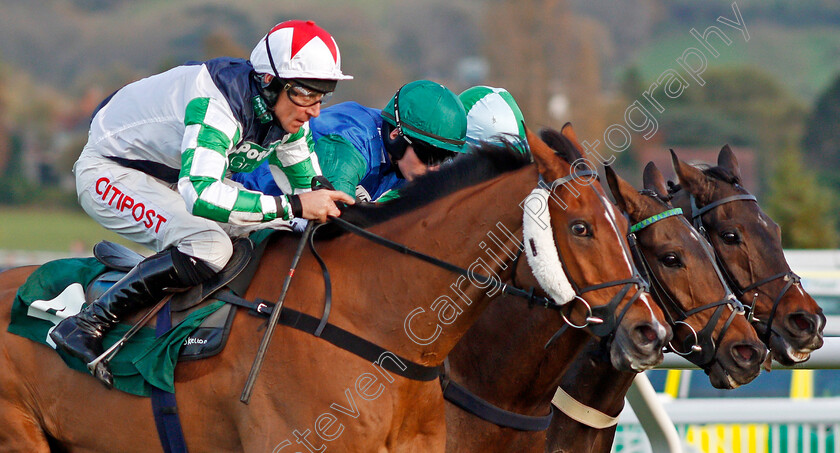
xmin=615 ymin=337 xmax=840 ymax=453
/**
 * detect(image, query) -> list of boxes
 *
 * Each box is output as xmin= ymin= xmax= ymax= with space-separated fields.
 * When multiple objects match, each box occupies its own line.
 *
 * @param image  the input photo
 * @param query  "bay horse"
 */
xmin=0 ymin=128 xmax=666 ymax=452
xmin=545 ymin=145 xmax=825 ymax=453
xmin=447 ymin=124 xmax=766 ymax=452
xmin=669 ymin=146 xmax=824 ymax=365
xmin=545 ymin=159 xmax=767 ymax=453
xmin=442 ymin=125 xmax=763 ymax=452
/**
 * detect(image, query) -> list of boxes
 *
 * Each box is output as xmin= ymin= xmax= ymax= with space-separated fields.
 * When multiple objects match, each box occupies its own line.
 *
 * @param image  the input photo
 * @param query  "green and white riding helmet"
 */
xmin=459 ymin=86 xmax=528 ymax=152
xmin=380 ymin=80 xmax=468 ymax=166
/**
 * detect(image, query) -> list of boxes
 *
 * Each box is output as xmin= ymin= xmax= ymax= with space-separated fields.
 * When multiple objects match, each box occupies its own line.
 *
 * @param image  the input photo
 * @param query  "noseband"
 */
xmin=628 ymin=202 xmax=744 ymax=369
xmin=689 ymin=193 xmax=801 ymax=345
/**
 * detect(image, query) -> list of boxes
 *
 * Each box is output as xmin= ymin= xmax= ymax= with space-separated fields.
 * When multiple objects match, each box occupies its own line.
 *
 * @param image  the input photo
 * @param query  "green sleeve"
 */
xmin=374 ymin=189 xmax=401 ymax=203
xmin=314 ymin=135 xmax=367 ymax=198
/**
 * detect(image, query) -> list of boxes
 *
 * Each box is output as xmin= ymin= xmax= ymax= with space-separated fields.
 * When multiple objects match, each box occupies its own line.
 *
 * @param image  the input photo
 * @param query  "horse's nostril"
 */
xmin=734 ymin=344 xmax=756 ymax=362
xmin=791 ymin=314 xmax=813 ymax=332
xmin=638 ymin=325 xmax=659 ymax=343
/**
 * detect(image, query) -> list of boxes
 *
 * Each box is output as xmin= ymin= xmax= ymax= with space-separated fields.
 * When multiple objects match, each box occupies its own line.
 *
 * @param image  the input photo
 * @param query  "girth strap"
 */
xmin=214 ymin=291 xmax=440 ymax=381
xmin=151 ymin=301 xmax=189 ymax=453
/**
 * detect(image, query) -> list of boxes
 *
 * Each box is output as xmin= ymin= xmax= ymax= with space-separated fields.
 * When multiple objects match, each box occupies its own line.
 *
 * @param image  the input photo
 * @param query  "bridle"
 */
xmin=627 ymin=197 xmax=744 ymax=369
xmin=688 ymin=191 xmax=801 ymax=345
xmin=541 ymin=171 xmax=653 ymax=348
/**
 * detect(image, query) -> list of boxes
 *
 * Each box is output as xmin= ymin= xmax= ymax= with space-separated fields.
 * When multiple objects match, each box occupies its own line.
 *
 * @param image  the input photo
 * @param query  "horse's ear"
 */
xmin=717 ymin=144 xmax=742 ymax=180
xmin=527 ymin=127 xmax=567 ymax=178
xmin=605 ymin=165 xmax=626 ymax=212
xmin=643 ymin=162 xmax=669 ymax=199
xmin=540 ymin=127 xmax=582 ymax=163
xmin=605 ymin=165 xmax=643 ymax=216
xmin=560 ymin=122 xmax=582 ymax=147
xmin=671 ymin=149 xmax=712 ymax=196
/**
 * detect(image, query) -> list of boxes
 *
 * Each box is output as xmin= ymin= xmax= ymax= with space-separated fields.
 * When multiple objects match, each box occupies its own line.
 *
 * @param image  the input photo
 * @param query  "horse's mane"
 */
xmin=333 ymin=140 xmax=531 ymax=231
xmin=667 ymin=163 xmax=742 ymax=194
xmin=701 ymin=165 xmax=741 ymax=185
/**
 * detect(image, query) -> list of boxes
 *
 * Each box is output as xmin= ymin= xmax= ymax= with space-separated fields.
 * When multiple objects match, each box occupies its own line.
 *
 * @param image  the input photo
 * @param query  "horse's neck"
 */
xmin=451 ymin=295 xmax=593 ymax=410
xmin=545 ymin=354 xmax=634 ymax=451
xmin=316 ymin=165 xmax=540 ymax=366
xmin=561 ymin=350 xmax=633 ymax=416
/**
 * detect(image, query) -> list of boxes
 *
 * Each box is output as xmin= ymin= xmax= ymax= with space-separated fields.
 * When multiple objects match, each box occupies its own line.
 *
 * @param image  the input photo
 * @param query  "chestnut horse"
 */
xmin=0 ymin=129 xmax=667 ymax=452
xmin=444 ymin=126 xmax=764 ymax=452
xmin=545 ymin=146 xmax=824 ymax=453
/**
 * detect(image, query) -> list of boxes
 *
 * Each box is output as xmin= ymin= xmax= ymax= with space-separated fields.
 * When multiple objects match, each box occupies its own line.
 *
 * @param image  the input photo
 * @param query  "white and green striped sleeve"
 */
xmin=177 ymin=97 xmax=293 ymax=224
xmin=267 ymin=122 xmax=322 ymax=195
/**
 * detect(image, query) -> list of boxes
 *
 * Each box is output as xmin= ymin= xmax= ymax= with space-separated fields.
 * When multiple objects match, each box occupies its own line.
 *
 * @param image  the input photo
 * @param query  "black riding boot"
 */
xmin=50 ymin=248 xmax=216 ymax=387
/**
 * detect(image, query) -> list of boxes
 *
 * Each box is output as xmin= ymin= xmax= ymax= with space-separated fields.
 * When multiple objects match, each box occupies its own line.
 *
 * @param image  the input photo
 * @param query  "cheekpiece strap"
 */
xmin=629 ymin=208 xmax=684 ymax=234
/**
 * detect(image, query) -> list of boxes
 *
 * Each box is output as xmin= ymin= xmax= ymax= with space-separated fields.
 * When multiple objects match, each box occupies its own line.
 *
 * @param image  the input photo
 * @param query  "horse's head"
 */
xmin=670 ymin=146 xmax=825 ymax=365
xmin=528 ymin=124 xmax=670 ymax=372
xmin=607 ymin=162 xmax=765 ymax=388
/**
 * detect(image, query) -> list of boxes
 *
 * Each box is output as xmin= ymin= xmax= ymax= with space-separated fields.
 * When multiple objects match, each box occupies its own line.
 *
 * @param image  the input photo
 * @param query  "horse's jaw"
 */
xmin=608 ymin=322 xmax=669 ymax=372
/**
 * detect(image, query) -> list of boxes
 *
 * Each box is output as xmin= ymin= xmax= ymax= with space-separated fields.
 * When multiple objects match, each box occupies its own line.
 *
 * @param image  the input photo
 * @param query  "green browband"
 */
xmin=629 ymin=208 xmax=684 ymax=233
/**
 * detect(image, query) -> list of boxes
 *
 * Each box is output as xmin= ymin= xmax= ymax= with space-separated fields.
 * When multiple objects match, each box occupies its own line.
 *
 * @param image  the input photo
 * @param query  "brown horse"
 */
xmin=444 ymin=125 xmax=729 ymax=452
xmin=545 ymin=145 xmax=825 ymax=453
xmin=544 ymin=159 xmax=767 ymax=453
xmin=669 ymin=146 xmax=824 ymax=365
xmin=0 ymin=128 xmax=666 ymax=452
xmin=444 ymin=126 xmax=765 ymax=452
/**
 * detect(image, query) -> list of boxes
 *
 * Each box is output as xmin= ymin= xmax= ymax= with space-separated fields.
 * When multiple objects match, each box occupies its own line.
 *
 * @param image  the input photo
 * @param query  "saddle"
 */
xmin=88 ymin=238 xmax=258 ymax=360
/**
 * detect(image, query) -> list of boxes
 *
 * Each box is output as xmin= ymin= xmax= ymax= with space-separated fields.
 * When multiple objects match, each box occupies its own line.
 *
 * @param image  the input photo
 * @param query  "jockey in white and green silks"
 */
xmin=50 ymin=20 xmax=355 ymax=387
xmin=459 ymin=85 xmax=528 ymax=152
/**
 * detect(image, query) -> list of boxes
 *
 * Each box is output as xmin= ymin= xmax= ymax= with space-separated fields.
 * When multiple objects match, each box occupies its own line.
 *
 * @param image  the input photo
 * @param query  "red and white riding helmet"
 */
xmin=250 ymin=20 xmax=353 ymax=82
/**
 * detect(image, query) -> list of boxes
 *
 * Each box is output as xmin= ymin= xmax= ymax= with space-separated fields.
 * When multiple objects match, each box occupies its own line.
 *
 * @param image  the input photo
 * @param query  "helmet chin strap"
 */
xmin=381 ymin=120 xmax=407 ymax=179
xmin=522 ymin=187 xmax=576 ymax=305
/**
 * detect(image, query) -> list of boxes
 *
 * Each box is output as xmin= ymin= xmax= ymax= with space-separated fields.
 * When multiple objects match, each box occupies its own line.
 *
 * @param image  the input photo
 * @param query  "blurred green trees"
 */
xmin=802 ymin=73 xmax=840 ymax=191
xmin=765 ymin=141 xmax=838 ymax=248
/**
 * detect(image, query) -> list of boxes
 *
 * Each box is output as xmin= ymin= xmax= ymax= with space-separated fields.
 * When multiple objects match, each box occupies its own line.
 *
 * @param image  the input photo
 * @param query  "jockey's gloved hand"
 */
xmin=295 ymin=190 xmax=354 ymax=222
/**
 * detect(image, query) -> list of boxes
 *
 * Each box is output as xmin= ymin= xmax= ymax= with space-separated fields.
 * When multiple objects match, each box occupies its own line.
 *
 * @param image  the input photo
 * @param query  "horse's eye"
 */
xmin=660 ymin=253 xmax=683 ymax=268
xmin=720 ymin=230 xmax=741 ymax=245
xmin=570 ymin=222 xmax=590 ymax=237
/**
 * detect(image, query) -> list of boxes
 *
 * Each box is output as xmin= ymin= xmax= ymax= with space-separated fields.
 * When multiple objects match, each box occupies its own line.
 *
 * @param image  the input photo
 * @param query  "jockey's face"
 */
xmin=388 ymin=128 xmax=434 ymax=181
xmin=273 ymin=86 xmax=322 ymax=134
xmin=398 ymin=146 xmax=432 ymax=182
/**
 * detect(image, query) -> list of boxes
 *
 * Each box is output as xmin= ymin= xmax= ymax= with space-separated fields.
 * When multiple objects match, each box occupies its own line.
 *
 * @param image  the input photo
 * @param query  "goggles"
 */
xmin=284 ymin=82 xmax=331 ymax=107
xmin=403 ymin=135 xmax=456 ymax=166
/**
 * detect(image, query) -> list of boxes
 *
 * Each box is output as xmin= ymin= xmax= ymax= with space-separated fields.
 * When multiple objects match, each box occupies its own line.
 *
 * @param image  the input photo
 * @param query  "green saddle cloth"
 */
xmin=7 ymin=257 xmax=223 ymax=397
